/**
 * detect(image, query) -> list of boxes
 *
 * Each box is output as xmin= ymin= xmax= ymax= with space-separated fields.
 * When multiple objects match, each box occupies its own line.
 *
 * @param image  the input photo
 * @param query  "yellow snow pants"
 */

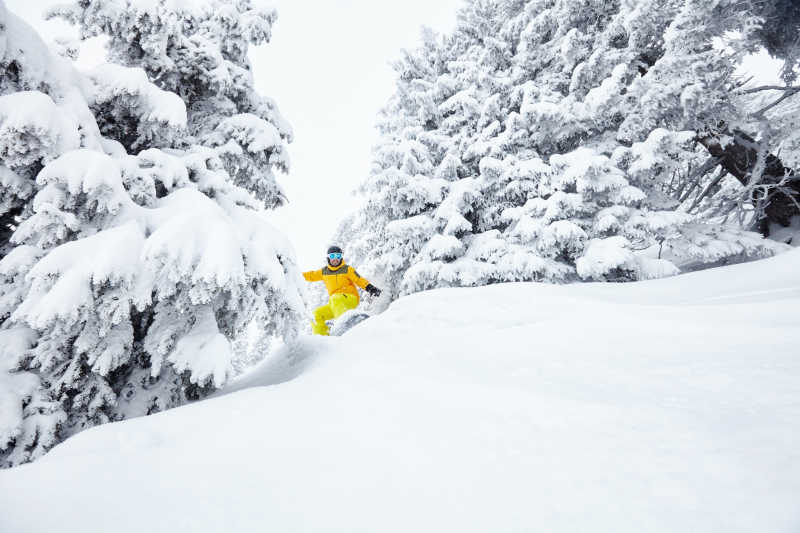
xmin=311 ymin=293 xmax=359 ymax=336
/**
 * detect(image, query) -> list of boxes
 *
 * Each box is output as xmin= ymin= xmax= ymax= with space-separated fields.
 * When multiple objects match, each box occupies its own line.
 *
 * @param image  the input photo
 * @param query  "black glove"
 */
xmin=365 ymin=284 xmax=382 ymax=297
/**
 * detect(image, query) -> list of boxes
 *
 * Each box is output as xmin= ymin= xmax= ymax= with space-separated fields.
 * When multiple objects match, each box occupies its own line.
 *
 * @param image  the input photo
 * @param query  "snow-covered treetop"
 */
xmin=48 ymin=0 xmax=291 ymax=137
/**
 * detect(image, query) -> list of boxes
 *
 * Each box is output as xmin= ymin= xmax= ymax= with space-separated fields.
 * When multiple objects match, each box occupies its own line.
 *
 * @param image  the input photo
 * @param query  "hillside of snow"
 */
xmin=2 ymin=250 xmax=799 ymax=533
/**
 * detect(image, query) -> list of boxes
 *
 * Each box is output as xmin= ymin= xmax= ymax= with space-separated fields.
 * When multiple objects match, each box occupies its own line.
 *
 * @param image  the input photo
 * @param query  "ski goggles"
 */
xmin=328 ymin=253 xmax=343 ymax=260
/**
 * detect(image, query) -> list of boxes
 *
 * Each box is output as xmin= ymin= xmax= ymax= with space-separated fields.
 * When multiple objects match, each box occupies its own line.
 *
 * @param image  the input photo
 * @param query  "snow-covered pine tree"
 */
xmin=336 ymin=27 xmax=456 ymax=301
xmin=336 ymin=1 xmax=518 ymax=300
xmin=479 ymin=0 xmax=790 ymax=280
xmin=340 ymin=0 xmax=794 ymax=300
xmin=0 ymin=3 xmax=104 ymax=465
xmin=0 ymin=0 xmax=303 ymax=467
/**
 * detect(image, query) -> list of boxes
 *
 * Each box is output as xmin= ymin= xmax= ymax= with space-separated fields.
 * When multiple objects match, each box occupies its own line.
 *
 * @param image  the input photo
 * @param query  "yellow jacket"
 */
xmin=303 ymin=262 xmax=372 ymax=301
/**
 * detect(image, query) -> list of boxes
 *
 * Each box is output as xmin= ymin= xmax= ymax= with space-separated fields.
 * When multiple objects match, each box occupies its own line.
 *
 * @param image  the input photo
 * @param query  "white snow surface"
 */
xmin=2 ymin=251 xmax=800 ymax=532
xmin=88 ymin=64 xmax=188 ymax=128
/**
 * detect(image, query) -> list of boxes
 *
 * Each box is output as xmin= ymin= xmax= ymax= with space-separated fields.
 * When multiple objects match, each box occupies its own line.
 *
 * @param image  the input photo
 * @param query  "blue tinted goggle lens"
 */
xmin=328 ymin=253 xmax=343 ymax=260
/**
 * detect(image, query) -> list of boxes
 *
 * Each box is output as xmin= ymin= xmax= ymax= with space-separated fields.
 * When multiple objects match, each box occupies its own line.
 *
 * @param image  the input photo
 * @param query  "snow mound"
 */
xmin=1 ymin=251 xmax=799 ymax=533
xmin=0 ymin=91 xmax=81 ymax=164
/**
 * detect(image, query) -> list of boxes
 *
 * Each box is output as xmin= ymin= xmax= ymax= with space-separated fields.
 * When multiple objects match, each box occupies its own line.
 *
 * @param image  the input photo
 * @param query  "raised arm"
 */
xmin=303 ymin=269 xmax=323 ymax=282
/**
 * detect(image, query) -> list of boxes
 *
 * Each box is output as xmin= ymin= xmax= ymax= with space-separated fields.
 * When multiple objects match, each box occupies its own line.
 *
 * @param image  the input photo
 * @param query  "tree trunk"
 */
xmin=697 ymin=129 xmax=800 ymax=236
xmin=0 ymin=205 xmax=22 ymax=260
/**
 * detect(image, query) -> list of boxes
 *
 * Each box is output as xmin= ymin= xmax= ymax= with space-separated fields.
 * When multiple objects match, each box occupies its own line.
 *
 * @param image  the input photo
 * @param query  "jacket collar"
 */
xmin=326 ymin=261 xmax=346 ymax=272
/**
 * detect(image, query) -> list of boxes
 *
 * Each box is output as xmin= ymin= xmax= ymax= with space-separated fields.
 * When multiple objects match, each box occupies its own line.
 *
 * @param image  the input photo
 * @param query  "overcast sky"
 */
xmin=6 ymin=0 xmax=783 ymax=268
xmin=250 ymin=1 xmax=463 ymax=267
xmin=6 ymin=0 xmax=462 ymax=267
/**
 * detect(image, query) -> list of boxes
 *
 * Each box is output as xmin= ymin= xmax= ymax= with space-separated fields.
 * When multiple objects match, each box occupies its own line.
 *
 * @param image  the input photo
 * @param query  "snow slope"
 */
xmin=2 ymin=251 xmax=800 ymax=533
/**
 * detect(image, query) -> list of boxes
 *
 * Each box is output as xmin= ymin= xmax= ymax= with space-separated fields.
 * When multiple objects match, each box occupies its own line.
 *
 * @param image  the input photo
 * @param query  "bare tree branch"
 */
xmin=697 ymin=128 xmax=800 ymax=235
xmin=688 ymin=169 xmax=728 ymax=213
xmin=740 ymin=84 xmax=800 ymax=94
xmin=753 ymin=87 xmax=800 ymax=118
xmin=678 ymin=157 xmax=721 ymax=204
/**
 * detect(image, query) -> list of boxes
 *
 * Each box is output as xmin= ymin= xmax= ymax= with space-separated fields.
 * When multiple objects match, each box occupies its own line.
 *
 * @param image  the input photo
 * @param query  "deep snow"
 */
xmin=2 ymin=250 xmax=799 ymax=533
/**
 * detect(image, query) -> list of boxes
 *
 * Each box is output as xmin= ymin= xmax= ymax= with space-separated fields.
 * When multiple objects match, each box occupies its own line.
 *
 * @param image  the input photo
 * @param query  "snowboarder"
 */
xmin=303 ymin=245 xmax=382 ymax=336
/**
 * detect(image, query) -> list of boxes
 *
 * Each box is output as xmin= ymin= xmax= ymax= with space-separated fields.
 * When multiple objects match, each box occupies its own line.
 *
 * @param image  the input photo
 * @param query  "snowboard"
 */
xmin=329 ymin=311 xmax=370 ymax=336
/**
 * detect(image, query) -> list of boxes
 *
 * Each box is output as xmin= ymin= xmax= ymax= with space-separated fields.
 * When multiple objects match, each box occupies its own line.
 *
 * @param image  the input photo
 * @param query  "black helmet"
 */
xmin=326 ymin=245 xmax=344 ymax=266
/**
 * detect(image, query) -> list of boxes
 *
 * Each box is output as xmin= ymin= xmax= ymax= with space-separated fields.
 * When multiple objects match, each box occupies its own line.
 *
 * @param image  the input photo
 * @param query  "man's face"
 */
xmin=328 ymin=253 xmax=342 ymax=267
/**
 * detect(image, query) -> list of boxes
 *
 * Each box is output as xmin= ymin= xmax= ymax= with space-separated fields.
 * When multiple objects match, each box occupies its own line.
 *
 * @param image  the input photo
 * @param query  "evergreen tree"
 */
xmin=340 ymin=0 xmax=793 ymax=302
xmin=0 ymin=0 xmax=302 ymax=467
xmin=48 ymin=0 xmax=293 ymax=208
xmin=337 ymin=27 xmax=459 ymax=300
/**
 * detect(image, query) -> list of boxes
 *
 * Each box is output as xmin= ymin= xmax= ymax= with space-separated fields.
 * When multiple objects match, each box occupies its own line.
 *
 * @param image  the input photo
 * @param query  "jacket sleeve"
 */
xmin=347 ymin=267 xmax=371 ymax=290
xmin=303 ymin=269 xmax=323 ymax=282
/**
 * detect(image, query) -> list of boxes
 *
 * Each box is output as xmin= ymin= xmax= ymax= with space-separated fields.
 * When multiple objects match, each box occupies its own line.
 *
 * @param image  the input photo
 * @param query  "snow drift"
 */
xmin=1 ymin=250 xmax=799 ymax=533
